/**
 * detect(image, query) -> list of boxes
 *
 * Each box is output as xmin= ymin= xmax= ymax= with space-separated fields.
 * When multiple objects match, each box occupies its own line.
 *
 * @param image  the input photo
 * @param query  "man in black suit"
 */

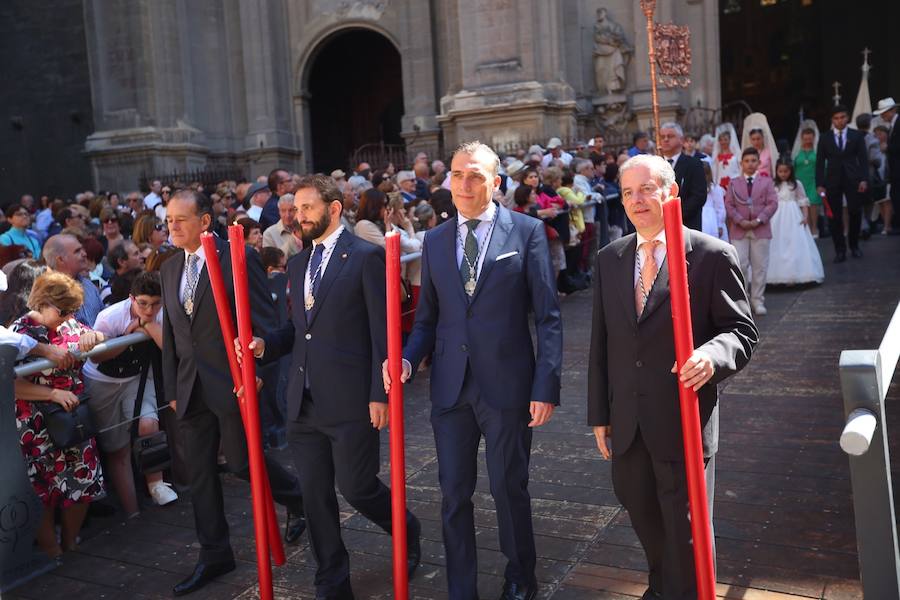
xmin=588 ymin=155 xmax=758 ymax=600
xmin=816 ymin=104 xmax=870 ymax=261
xmin=160 ymin=190 xmax=305 ymax=596
xmin=659 ymin=122 xmax=707 ymax=232
xmin=241 ymin=175 xmax=420 ymax=600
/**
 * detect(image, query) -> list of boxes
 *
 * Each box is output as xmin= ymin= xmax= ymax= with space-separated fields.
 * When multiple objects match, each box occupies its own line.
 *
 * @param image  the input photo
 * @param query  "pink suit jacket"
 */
xmin=724 ymin=174 xmax=778 ymax=240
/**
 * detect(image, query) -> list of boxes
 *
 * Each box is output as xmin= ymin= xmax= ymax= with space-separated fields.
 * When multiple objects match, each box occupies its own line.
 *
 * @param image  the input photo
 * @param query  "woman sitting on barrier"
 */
xmin=84 ymin=271 xmax=176 ymax=515
xmin=12 ymin=271 xmax=106 ymax=559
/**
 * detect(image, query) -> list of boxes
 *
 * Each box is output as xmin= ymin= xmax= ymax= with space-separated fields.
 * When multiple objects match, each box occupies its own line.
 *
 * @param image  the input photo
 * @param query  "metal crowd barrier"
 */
xmin=2 ymin=331 xmax=150 ymax=592
xmin=839 ymin=300 xmax=900 ymax=598
xmin=13 ymin=331 xmax=151 ymax=378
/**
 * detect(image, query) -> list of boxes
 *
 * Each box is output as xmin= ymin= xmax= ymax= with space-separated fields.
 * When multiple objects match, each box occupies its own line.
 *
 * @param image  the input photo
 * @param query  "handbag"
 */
xmin=41 ymin=391 xmax=97 ymax=449
xmin=131 ymin=361 xmax=170 ymax=474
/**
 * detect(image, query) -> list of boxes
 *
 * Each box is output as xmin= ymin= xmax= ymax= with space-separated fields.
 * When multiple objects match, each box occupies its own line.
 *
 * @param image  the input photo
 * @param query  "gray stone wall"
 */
xmin=0 ymin=0 xmax=94 ymax=203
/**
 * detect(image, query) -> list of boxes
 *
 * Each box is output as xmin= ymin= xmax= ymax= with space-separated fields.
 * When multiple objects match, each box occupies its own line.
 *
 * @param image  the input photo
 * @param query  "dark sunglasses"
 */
xmin=161 ymin=189 xmax=172 ymax=194
xmin=103 ymin=217 xmax=118 ymax=224
xmin=154 ymin=223 xmax=167 ymax=232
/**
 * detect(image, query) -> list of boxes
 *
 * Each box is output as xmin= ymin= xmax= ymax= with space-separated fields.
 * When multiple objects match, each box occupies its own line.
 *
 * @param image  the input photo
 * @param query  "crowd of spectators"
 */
xmin=1 ymin=134 xmax=637 ymax=561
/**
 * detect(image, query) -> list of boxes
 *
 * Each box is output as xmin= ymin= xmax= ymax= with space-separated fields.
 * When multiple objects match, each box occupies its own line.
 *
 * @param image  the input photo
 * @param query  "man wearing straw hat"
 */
xmin=874 ymin=97 xmax=900 ymax=233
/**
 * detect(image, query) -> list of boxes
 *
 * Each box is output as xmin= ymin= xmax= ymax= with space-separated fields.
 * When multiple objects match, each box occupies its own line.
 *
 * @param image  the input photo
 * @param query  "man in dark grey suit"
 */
xmin=588 ymin=155 xmax=758 ymax=600
xmin=160 ymin=190 xmax=304 ymax=596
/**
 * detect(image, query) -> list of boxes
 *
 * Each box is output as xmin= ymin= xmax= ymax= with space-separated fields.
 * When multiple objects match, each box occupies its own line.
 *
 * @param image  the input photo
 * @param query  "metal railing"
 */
xmin=839 ymin=300 xmax=900 ymax=598
xmin=13 ymin=332 xmax=151 ymax=378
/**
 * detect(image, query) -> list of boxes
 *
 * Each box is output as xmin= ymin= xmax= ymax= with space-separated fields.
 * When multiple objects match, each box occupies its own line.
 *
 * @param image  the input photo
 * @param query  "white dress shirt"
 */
xmin=304 ymin=225 xmax=345 ymax=300
xmin=456 ymin=201 xmax=497 ymax=280
xmin=179 ymin=245 xmax=208 ymax=301
xmin=634 ymin=229 xmax=667 ymax=288
xmin=833 ymin=127 xmax=846 ymax=149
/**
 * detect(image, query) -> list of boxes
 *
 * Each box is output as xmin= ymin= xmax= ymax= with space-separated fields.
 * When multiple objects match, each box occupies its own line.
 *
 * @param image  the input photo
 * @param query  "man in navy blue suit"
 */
xmin=384 ymin=141 xmax=563 ymax=600
xmin=241 ymin=175 xmax=421 ymax=600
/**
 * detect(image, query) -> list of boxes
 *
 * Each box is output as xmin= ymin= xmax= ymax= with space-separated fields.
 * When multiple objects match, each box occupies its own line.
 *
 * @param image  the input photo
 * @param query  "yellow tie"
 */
xmin=635 ymin=240 xmax=662 ymax=317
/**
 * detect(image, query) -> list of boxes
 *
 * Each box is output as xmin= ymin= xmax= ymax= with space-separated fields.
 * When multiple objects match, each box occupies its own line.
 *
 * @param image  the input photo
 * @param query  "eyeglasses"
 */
xmin=133 ymin=299 xmax=162 ymax=310
xmin=153 ymin=223 xmax=167 ymax=232
xmin=161 ymin=189 xmax=171 ymax=195
xmin=47 ymin=304 xmax=74 ymax=317
xmin=102 ymin=217 xmax=118 ymax=224
xmin=69 ymin=214 xmax=85 ymax=220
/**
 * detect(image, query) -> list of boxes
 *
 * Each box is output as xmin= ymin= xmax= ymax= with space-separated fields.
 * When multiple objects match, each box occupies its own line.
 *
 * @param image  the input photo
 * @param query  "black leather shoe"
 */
xmin=406 ymin=515 xmax=422 ymax=579
xmin=173 ymin=560 xmax=236 ymax=596
xmin=834 ymin=252 xmax=846 ymax=263
xmin=498 ymin=579 xmax=537 ymax=600
xmin=641 ymin=588 xmax=663 ymax=600
xmin=284 ymin=510 xmax=306 ymax=544
xmin=851 ymin=248 xmax=863 ymax=258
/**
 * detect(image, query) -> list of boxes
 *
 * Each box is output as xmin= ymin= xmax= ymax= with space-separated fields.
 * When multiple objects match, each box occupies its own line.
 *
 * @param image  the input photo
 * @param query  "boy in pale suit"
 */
xmin=725 ymin=147 xmax=778 ymax=315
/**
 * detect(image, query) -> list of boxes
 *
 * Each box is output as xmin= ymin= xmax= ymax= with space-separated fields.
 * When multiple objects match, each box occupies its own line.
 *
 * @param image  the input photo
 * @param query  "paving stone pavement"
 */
xmin=7 ymin=234 xmax=900 ymax=599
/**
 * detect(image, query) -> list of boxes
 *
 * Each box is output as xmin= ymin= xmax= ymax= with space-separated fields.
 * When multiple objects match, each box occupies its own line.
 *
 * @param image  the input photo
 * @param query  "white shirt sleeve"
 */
xmin=0 ymin=325 xmax=38 ymax=360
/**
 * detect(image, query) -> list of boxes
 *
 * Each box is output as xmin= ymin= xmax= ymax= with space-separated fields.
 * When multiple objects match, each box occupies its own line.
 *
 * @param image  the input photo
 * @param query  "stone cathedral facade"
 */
xmin=81 ymin=0 xmax=721 ymax=191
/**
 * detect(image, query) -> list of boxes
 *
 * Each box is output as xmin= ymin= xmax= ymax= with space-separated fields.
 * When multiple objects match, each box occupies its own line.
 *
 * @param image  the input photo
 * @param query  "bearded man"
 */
xmin=238 ymin=174 xmax=421 ymax=600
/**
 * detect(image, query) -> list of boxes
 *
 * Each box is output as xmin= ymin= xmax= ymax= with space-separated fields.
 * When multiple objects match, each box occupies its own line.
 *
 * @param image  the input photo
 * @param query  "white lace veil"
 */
xmin=741 ymin=112 xmax=778 ymax=159
xmin=714 ymin=122 xmax=741 ymax=157
xmin=791 ymin=119 xmax=820 ymax=159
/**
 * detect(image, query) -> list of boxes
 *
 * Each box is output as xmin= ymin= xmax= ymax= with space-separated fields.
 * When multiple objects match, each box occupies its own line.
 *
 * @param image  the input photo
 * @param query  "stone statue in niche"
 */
xmin=593 ymin=7 xmax=633 ymax=96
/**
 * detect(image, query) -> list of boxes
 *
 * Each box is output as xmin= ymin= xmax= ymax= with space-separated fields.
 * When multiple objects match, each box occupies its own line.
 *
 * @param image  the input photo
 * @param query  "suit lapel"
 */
xmin=307 ymin=230 xmax=351 ymax=327
xmin=470 ymin=203 xmax=512 ymax=304
xmin=616 ymin=236 xmax=638 ymax=328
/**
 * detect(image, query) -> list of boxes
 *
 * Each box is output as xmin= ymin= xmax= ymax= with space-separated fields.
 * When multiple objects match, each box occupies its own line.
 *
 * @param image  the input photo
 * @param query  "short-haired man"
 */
xmin=143 ymin=180 xmax=163 ymax=211
xmin=816 ymin=104 xmax=869 ymax=261
xmin=386 ymin=141 xmax=562 ymax=600
xmin=589 ymin=154 xmax=758 ymax=600
xmin=413 ymin=161 xmax=432 ymax=200
xmin=261 ymin=194 xmax=302 ymax=259
xmin=259 ymin=168 xmax=292 ymax=231
xmin=84 ymin=271 xmax=177 ymax=513
xmin=242 ymin=175 xmax=421 ymax=599
xmin=629 ymin=131 xmax=650 ymax=156
xmin=159 ymin=190 xmax=305 ymax=596
xmin=659 ymin=122 xmax=708 ymax=231
xmin=42 ymin=233 xmax=104 ymax=326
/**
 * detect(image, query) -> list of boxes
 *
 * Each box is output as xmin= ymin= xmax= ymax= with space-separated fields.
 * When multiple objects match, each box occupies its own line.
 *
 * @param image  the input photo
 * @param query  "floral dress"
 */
xmin=13 ymin=316 xmax=105 ymax=508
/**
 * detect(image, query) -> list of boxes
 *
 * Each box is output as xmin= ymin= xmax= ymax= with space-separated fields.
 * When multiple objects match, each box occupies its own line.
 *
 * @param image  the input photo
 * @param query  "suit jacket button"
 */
xmin=466 ymin=310 xmax=472 ymax=318
xmin=299 ymin=366 xmax=304 ymax=372
xmin=635 ymin=360 xmax=643 ymax=368
xmin=305 ymin=333 xmax=312 ymax=340
xmin=461 ymin=344 xmax=468 ymax=352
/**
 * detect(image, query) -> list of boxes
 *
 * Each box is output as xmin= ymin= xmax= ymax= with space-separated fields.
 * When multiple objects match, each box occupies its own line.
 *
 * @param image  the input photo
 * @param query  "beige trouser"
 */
xmin=732 ymin=231 xmax=770 ymax=307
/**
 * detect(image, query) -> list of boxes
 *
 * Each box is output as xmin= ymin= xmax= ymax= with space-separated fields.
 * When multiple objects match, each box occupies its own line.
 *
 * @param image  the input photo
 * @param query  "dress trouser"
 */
xmin=732 ymin=231 xmax=770 ymax=307
xmin=293 ymin=390 xmax=410 ymax=599
xmin=177 ymin=383 xmax=304 ymax=564
xmin=827 ymin=185 xmax=862 ymax=252
xmin=611 ymin=430 xmax=716 ymax=600
xmin=431 ymin=365 xmax=537 ymax=600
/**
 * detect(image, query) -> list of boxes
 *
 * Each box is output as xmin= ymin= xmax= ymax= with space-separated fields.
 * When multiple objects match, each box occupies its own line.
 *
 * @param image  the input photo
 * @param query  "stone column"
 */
xmin=398 ymin=0 xmax=441 ymax=160
xmin=237 ymin=0 xmax=303 ymax=175
xmin=83 ymin=0 xmax=209 ymax=192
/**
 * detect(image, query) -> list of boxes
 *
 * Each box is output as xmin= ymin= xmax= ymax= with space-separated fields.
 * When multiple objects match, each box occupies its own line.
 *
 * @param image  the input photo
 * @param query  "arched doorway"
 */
xmin=306 ymin=29 xmax=404 ymax=173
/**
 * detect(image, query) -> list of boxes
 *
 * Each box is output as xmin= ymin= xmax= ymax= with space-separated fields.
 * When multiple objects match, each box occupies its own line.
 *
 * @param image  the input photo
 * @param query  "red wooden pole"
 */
xmin=199 ymin=233 xmax=285 ymax=568
xmin=662 ymin=199 xmax=717 ymax=600
xmin=385 ymin=232 xmax=409 ymax=600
